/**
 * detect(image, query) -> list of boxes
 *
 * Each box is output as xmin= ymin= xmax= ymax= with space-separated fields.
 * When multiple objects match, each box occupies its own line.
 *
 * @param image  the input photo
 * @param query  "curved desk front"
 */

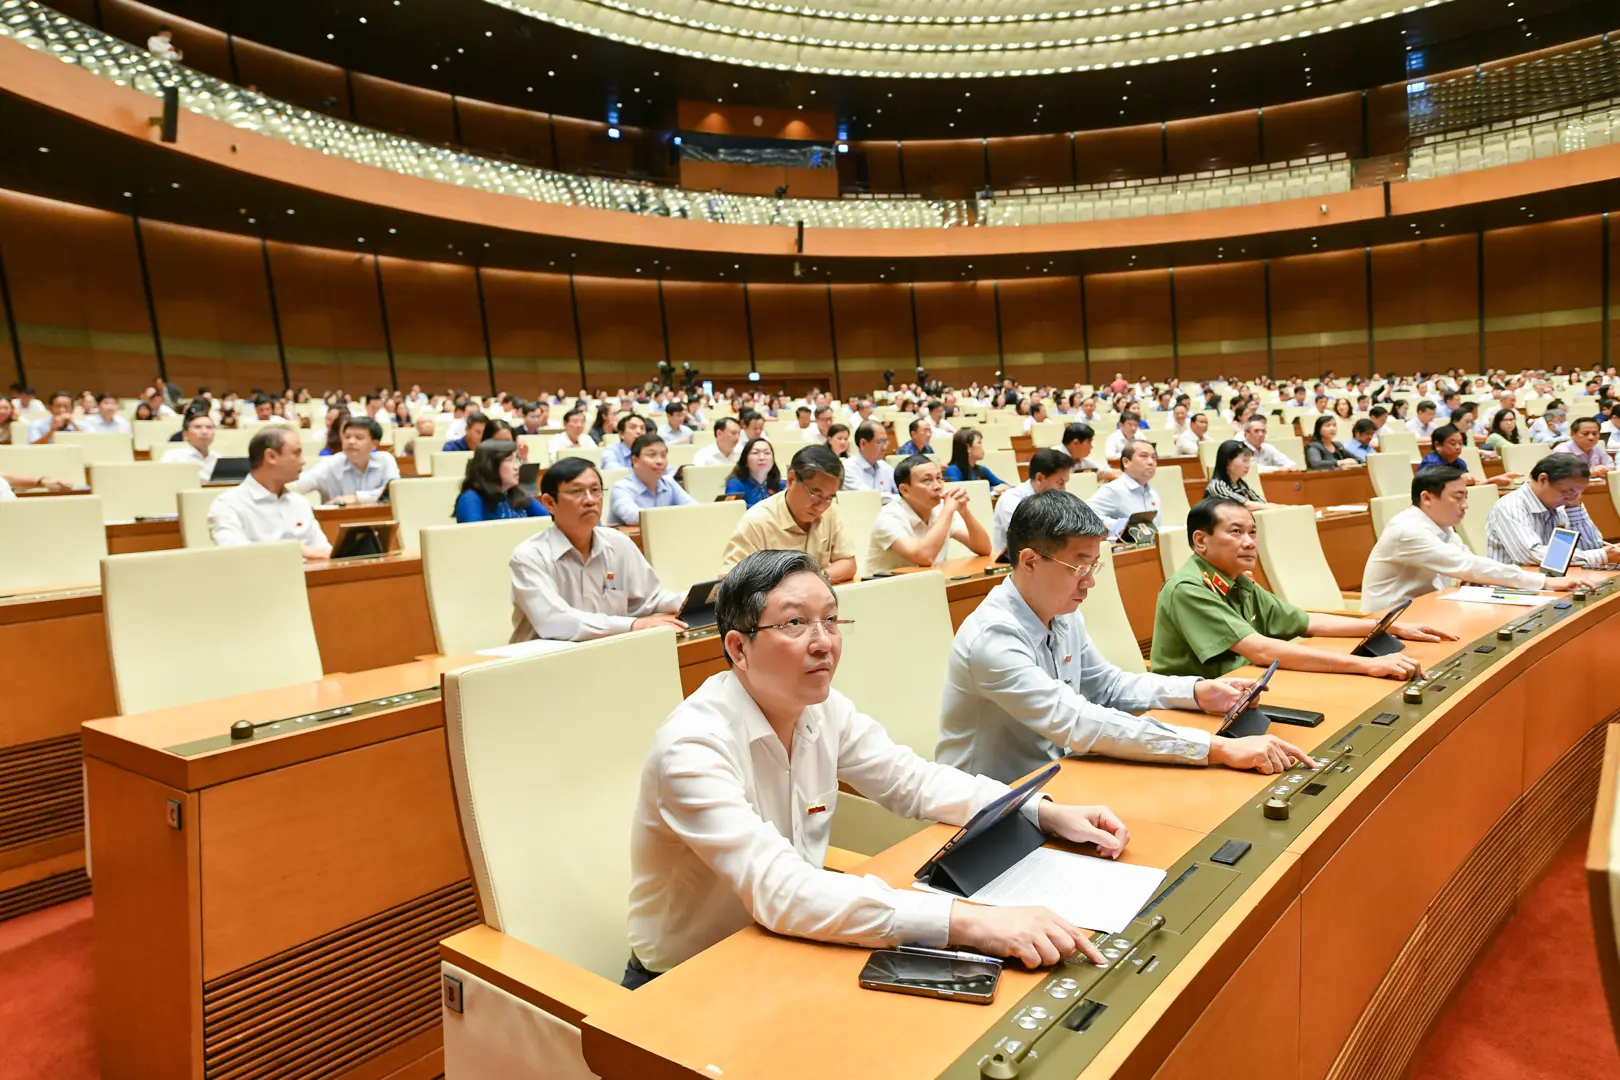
xmin=578 ymin=576 xmax=1620 ymax=1080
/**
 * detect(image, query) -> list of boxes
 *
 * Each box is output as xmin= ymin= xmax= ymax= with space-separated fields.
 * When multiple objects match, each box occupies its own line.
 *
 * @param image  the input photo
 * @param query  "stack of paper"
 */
xmin=915 ymin=848 xmax=1166 ymax=933
xmin=1441 ymin=585 xmax=1544 ymax=607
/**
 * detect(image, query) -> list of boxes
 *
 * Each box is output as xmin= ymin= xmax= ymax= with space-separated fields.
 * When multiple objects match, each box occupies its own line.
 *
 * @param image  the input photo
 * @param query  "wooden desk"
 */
xmin=579 ymin=577 xmax=1620 ymax=1080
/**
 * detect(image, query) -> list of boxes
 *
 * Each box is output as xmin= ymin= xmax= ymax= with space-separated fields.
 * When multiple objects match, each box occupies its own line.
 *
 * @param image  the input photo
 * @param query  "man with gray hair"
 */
xmin=626 ymin=549 xmax=1129 ymax=988
xmin=206 ymin=425 xmax=332 ymax=559
xmin=937 ymin=490 xmax=1311 ymax=783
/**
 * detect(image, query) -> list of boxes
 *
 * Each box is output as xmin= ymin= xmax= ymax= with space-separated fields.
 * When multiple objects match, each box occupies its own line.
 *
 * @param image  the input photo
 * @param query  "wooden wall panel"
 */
xmin=677 ymin=102 xmax=837 ymax=142
xmin=1085 ymin=270 xmax=1173 ymax=383
xmin=376 ymin=257 xmax=487 ymax=395
xmin=1073 ymin=124 xmax=1163 ymax=184
xmin=1365 ymin=81 xmax=1410 ymax=157
xmin=899 ymin=139 xmax=986 ymax=199
xmin=997 ymin=277 xmax=1086 ymax=386
xmin=140 ymin=221 xmax=281 ymax=395
xmin=1165 ymin=111 xmax=1262 ymax=175
xmin=1269 ymin=250 xmax=1369 ymax=379
xmin=455 ymin=99 xmax=556 ymax=169
xmin=987 ymin=134 xmax=1073 ymax=191
xmin=265 ymin=244 xmax=389 ymax=395
xmin=830 ymin=283 xmax=914 ymax=394
xmin=573 ymin=275 xmax=665 ymax=390
xmin=851 ymin=141 xmax=904 ymax=194
xmin=230 ymin=39 xmax=351 ymax=119
xmin=349 ymin=73 xmax=457 ymax=146
xmin=551 ymin=117 xmax=650 ymax=180
xmin=914 ymin=282 xmax=999 ymax=387
xmin=661 ymin=281 xmax=751 ymax=374
xmin=1483 ymin=217 xmax=1603 ymax=372
xmin=1262 ymin=93 xmax=1364 ymax=162
xmin=1370 ymin=236 xmax=1479 ymax=376
xmin=0 ymin=191 xmax=156 ymax=397
xmin=746 ymin=284 xmax=836 ymax=390
xmin=479 ymin=268 xmax=578 ymax=398
xmin=99 ymin=0 xmax=233 ymax=84
xmin=1173 ymin=262 xmax=1268 ymax=382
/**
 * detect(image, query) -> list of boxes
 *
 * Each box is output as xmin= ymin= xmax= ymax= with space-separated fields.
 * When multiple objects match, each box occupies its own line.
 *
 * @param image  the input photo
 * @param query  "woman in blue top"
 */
xmin=453 ymin=440 xmax=550 ymax=522
xmin=942 ymin=428 xmax=1010 ymax=494
xmin=723 ymin=438 xmax=783 ymax=507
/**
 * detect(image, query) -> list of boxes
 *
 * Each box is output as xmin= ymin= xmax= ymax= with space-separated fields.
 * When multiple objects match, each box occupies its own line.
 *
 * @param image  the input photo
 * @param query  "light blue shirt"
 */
xmin=290 ymin=450 xmax=401 ymax=503
xmin=602 ymin=441 xmax=633 ymax=471
xmin=935 ymin=579 xmax=1207 ymax=783
xmin=1342 ymin=437 xmax=1374 ymax=464
xmin=27 ymin=416 xmax=79 ymax=443
xmin=1086 ymin=475 xmax=1161 ymax=539
xmin=840 ymin=454 xmax=896 ymax=496
xmin=607 ymin=472 xmax=696 ymax=526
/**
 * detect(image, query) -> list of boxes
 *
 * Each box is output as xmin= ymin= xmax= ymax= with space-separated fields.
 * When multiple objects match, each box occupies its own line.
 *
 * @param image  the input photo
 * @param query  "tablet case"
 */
xmin=1351 ymin=631 xmax=1404 ymax=658
xmin=918 ymin=807 xmax=1047 ymax=899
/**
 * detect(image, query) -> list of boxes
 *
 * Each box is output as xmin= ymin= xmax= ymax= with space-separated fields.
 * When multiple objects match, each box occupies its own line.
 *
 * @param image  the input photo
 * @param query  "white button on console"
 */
xmin=1058 ymin=978 xmax=1079 ymax=990
xmin=1027 ymin=1007 xmax=1049 ymax=1020
xmin=1017 ymin=1016 xmax=1039 ymax=1030
xmin=1004 ymin=1041 xmax=1023 ymax=1055
xmin=1048 ymin=986 xmax=1070 ymax=999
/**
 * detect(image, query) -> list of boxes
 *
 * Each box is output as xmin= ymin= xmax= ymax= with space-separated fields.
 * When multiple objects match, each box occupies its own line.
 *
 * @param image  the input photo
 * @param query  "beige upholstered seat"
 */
xmin=1368 ymin=453 xmax=1414 ymax=498
xmin=835 ymin=490 xmax=883 ymax=580
xmin=0 ymin=495 xmax=106 ymax=592
xmin=439 ymin=628 xmax=681 ymax=1079
xmin=1270 ymin=434 xmax=1306 ymax=467
xmin=1197 ymin=440 xmax=1222 ymax=474
xmin=0 ymin=444 xmax=87 ymax=487
xmin=552 ymin=445 xmax=601 ymax=466
xmin=1086 ymin=543 xmax=1145 ymax=673
xmin=1149 ymin=465 xmax=1192 ymax=526
xmin=1158 ymin=527 xmax=1192 ymax=578
xmin=1457 ymin=445 xmax=1487 ymax=478
xmin=420 ymin=518 xmax=554 ymax=654
xmin=1500 ymin=441 xmax=1544 ymax=476
xmin=665 ymin=443 xmax=699 ymax=469
xmin=1369 ymin=494 xmax=1407 ymax=539
xmin=88 ymin=462 xmax=202 ymax=524
xmin=102 ymin=542 xmax=322 ymax=714
xmin=176 ymin=487 xmax=228 ymax=548
xmin=432 ymin=450 xmax=475 ymax=482
xmin=516 ymin=434 xmax=549 ymax=466
xmin=1376 ymin=431 xmax=1421 ymax=464
xmin=389 ymin=477 xmax=466 ymax=552
xmin=1254 ymin=505 xmax=1358 ymax=612
xmin=639 ymin=502 xmax=746 ymax=591
xmin=7 ymin=420 xmax=28 ymax=446
xmin=1066 ymin=471 xmax=1099 ymax=500
xmin=829 ymin=573 xmax=954 ymax=855
xmin=943 ymin=479 xmax=991 ymax=559
xmin=980 ymin=449 xmax=1019 ymax=485
xmin=1611 ymin=476 xmax=1620 ymax=528
xmin=1457 ymin=483 xmax=1500 ymax=556
xmin=413 ymin=434 xmax=449 ymax=475
xmin=210 ymin=429 xmax=250 ymax=459
xmin=680 ymin=464 xmax=734 ymax=504
xmin=57 ymin=432 xmax=134 ymax=464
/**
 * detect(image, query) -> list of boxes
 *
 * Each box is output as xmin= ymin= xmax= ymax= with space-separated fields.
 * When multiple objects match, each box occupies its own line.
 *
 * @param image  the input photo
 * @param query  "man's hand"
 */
xmin=1391 ymin=621 xmax=1458 ymax=643
xmin=1604 ymin=544 xmax=1620 ymax=566
xmin=1357 ymin=652 xmax=1424 ymax=679
xmin=632 ymin=614 xmax=689 ymax=632
xmin=948 ymin=903 xmax=1104 ymax=968
xmin=1210 ymin=735 xmax=1314 ymax=774
xmin=1547 ymin=577 xmax=1587 ymax=592
xmin=1192 ymin=677 xmax=1256 ymax=716
xmin=943 ymin=488 xmax=969 ymax=515
xmin=1036 ymin=802 xmax=1128 ymax=858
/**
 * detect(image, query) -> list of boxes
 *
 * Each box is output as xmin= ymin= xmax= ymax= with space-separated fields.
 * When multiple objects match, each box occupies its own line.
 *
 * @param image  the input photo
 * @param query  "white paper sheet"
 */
xmin=1440 ymin=585 xmax=1545 ymax=607
xmin=475 ymin=638 xmax=582 ymax=659
xmin=915 ymin=848 xmax=1166 ymax=933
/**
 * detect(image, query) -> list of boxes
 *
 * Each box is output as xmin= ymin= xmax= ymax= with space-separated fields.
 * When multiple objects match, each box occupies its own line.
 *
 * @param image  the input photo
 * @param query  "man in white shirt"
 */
xmin=11 ymin=387 xmax=46 ymax=421
xmin=1087 ymin=440 xmax=1161 ymax=540
xmin=866 ymin=455 xmax=990 ymax=574
xmin=207 ymin=426 xmax=332 ymax=559
xmin=1055 ymin=422 xmax=1116 ymax=480
xmin=606 ymin=435 xmax=696 ymax=526
xmin=927 ymin=400 xmax=955 ymax=438
xmin=692 ymin=417 xmax=743 ymax=467
xmin=548 ymin=408 xmax=597 ymax=456
xmin=1361 ymin=465 xmax=1582 ymax=611
xmin=146 ymin=25 xmax=182 ymax=61
xmin=658 ymin=402 xmax=696 ymax=445
xmin=991 ymin=449 xmax=1071 ymax=555
xmin=160 ymin=411 xmax=219 ymax=480
xmin=841 ymin=421 xmax=896 ymax=496
xmin=81 ymin=392 xmax=131 ymax=435
xmin=519 ymin=401 xmax=551 ymax=436
xmin=1405 ymin=401 xmax=1439 ymax=439
xmin=1164 ymin=403 xmax=1192 ymax=441
xmin=1102 ymin=413 xmax=1141 ymax=460
xmin=803 ymin=405 xmax=834 ymax=445
xmin=1021 ymin=401 xmax=1049 ymax=434
xmin=289 ymin=417 xmax=400 ymax=505
xmin=1174 ymin=412 xmax=1210 ymax=457
xmin=509 ymin=458 xmax=686 ymax=641
xmin=1240 ymin=416 xmax=1298 ymax=472
xmin=27 ymin=391 xmax=80 ymax=445
xmin=938 ymin=490 xmax=1308 ymax=784
xmin=443 ymin=400 xmax=471 ymax=442
xmin=1485 ymin=453 xmax=1620 ymax=570
xmin=626 ymin=548 xmax=1127 ymax=984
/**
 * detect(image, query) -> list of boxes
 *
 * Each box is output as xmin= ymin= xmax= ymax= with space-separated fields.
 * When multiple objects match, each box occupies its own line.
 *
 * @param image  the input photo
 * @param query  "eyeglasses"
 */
xmin=1036 ymin=550 xmax=1104 ymax=578
xmin=749 ymin=616 xmax=855 ymax=640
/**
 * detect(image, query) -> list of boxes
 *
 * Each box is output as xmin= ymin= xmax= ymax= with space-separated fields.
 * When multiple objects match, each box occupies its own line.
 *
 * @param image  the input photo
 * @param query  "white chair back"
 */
xmin=89 ymin=461 xmax=202 ymax=523
xmin=639 ymin=502 xmax=747 ymax=591
xmin=56 ymin=432 xmax=134 ymax=464
xmin=0 ymin=495 xmax=106 ymax=592
xmin=390 ymin=477 xmax=466 ymax=553
xmin=1500 ymin=442 xmax=1544 ymax=476
xmin=1457 ymin=483 xmax=1500 ymax=556
xmin=432 ymin=450 xmax=475 ymax=483
xmin=943 ymin=479 xmax=991 ymax=560
xmin=421 ymin=518 xmax=555 ymax=654
xmin=1066 ymin=471 xmax=1099 ymax=500
xmin=1149 ymin=465 xmax=1192 ymax=527
xmin=0 ymin=444 xmax=86 ymax=487
xmin=1158 ymin=528 xmax=1191 ymax=578
xmin=1085 ymin=543 xmax=1145 ymax=673
xmin=132 ymin=419 xmax=183 ymax=452
xmin=414 ymin=434 xmax=449 ymax=475
xmin=1369 ymin=495 xmax=1407 ymax=539
xmin=553 ymin=446 xmax=601 ymax=467
xmin=837 ymin=490 xmax=884 ymax=580
xmin=1377 ymin=431 xmax=1421 ymax=464
xmin=176 ymin=487 xmax=227 ymax=548
xmin=1368 ymin=454 xmax=1413 ymax=498
xmin=1254 ymin=505 xmax=1353 ymax=612
xmin=1270 ymin=434 xmax=1306 ymax=468
xmin=681 ymin=464 xmax=734 ymax=505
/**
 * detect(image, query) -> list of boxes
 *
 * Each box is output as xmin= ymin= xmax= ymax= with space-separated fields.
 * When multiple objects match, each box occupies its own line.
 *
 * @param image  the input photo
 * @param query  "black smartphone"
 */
xmin=857 ymin=949 xmax=1002 ymax=1004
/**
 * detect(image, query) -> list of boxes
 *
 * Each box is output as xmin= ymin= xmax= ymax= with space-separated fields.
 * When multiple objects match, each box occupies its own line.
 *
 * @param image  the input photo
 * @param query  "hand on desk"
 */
xmin=1035 ymin=801 xmax=1129 ymax=859
xmin=1210 ymin=734 xmax=1314 ymax=775
xmin=1546 ymin=577 xmax=1588 ymax=592
xmin=1358 ymin=652 xmax=1425 ymax=679
xmin=1391 ymin=621 xmax=1459 ymax=644
xmin=634 ymin=613 xmax=689 ymax=632
xmin=948 ymin=903 xmax=1106 ymax=969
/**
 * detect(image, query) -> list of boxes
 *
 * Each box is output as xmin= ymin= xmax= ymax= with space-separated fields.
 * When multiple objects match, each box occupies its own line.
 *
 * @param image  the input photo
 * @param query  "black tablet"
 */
xmin=1350 ymin=598 xmax=1410 ymax=658
xmin=914 ymin=763 xmax=1059 ymax=883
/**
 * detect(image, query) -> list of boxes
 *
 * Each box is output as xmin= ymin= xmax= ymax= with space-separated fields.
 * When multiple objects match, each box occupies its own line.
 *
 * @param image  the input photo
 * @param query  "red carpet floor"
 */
xmin=0 ymin=838 xmax=1611 ymax=1080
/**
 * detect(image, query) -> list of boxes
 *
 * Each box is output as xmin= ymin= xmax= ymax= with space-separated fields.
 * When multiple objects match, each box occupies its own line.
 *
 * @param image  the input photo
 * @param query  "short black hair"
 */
xmin=1005 ymin=490 xmax=1106 ymax=565
xmin=714 ymin=416 xmax=740 ymax=436
xmin=1352 ymin=418 xmax=1377 ymax=437
xmin=908 ymin=416 xmax=929 ymax=437
xmin=854 ymin=420 xmax=883 ymax=447
xmin=540 ymin=456 xmax=600 ymax=500
xmin=1430 ymin=423 xmax=1463 ymax=448
xmin=715 ymin=550 xmax=829 ymax=666
xmin=737 ymin=407 xmax=759 ymax=426
xmin=788 ymin=443 xmax=843 ymax=483
xmin=796 ymin=406 xmax=811 ymax=417
xmin=98 ymin=391 xmax=118 ymax=404
xmin=630 ymin=433 xmax=665 ymax=458
xmin=893 ymin=453 xmax=936 ymax=487
xmin=668 ymin=401 xmax=689 ymax=416
xmin=1028 ymin=448 xmax=1074 ymax=480
xmin=1369 ymin=405 xmax=1389 ymax=419
xmin=1186 ymin=497 xmax=1248 ymax=544
xmin=1531 ymin=452 xmax=1591 ymax=484
xmin=616 ymin=412 xmax=643 ymax=434
xmin=1119 ymin=411 xmax=1141 ymax=427
xmin=814 ymin=405 xmax=833 ymax=420
xmin=1571 ymin=416 xmax=1602 ymax=435
xmin=563 ymin=408 xmax=584 ymax=423
xmin=248 ymin=424 xmax=296 ymax=468
xmin=1061 ymin=421 xmax=1095 ymax=447
xmin=1416 ymin=399 xmax=1436 ymax=413
xmin=342 ymin=416 xmax=382 ymax=442
xmin=1411 ymin=465 xmax=1468 ymax=504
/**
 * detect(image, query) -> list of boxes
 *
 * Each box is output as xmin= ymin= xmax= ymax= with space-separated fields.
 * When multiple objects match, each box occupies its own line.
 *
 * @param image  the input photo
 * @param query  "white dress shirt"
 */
xmin=509 ymin=527 xmax=682 ymax=641
xmin=1242 ymin=438 xmax=1297 ymax=472
xmin=1406 ymin=417 xmax=1438 ymax=439
xmin=1485 ymin=482 xmax=1609 ymax=570
xmin=628 ymin=671 xmax=1042 ymax=972
xmin=444 ymin=417 xmax=468 ymax=441
xmin=1529 ymin=418 xmax=1567 ymax=445
xmin=1103 ymin=428 xmax=1133 ymax=460
xmin=0 ymin=476 xmax=13 ymax=500
xmin=802 ymin=427 xmax=829 ymax=445
xmin=81 ymin=414 xmax=131 ymax=435
xmin=657 ymin=423 xmax=694 ymax=445
xmin=936 ymin=580 xmax=1207 ymax=783
xmin=1174 ymin=430 xmax=1206 ymax=457
xmin=841 ymin=454 xmax=897 ymax=497
xmin=290 ymin=451 xmax=400 ymax=503
xmin=1361 ymin=506 xmax=1546 ymax=611
xmin=207 ymin=475 xmax=331 ymax=555
xmin=991 ymin=480 xmax=1032 ymax=555
xmin=548 ymin=432 xmax=597 ymax=455
xmin=693 ymin=442 xmax=742 ymax=468
xmin=160 ymin=443 xmax=219 ymax=481
xmin=867 ymin=498 xmax=970 ymax=574
xmin=1087 ymin=475 xmax=1161 ymax=538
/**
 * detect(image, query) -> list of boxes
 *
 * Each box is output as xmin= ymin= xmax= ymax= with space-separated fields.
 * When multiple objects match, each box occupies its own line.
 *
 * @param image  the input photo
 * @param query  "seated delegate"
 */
xmin=866 ymin=454 xmax=991 ymax=574
xmin=606 ymin=435 xmax=697 ymax=526
xmin=453 ymin=441 xmax=551 ymax=523
xmin=1151 ymin=498 xmax=1455 ymax=681
xmin=937 ymin=490 xmax=1310 ymax=783
xmin=841 ymin=421 xmax=896 ymax=496
xmin=509 ymin=457 xmax=686 ymax=642
xmin=289 ymin=417 xmax=400 ymax=505
xmin=990 ymin=448 xmax=1072 ymax=556
xmin=159 ymin=411 xmax=220 ymax=481
xmin=1304 ymin=416 xmax=1359 ymax=470
xmin=625 ymin=549 xmax=1128 ymax=987
xmin=723 ymin=438 xmax=784 ymax=507
xmin=1204 ymin=440 xmax=1271 ymax=510
xmin=719 ymin=445 xmax=856 ymax=584
xmin=1087 ymin=439 xmax=1162 ymax=539
xmin=942 ymin=428 xmax=1010 ymax=493
xmin=1361 ymin=465 xmax=1584 ymax=611
xmin=207 ymin=425 xmax=333 ymax=560
xmin=1485 ymin=452 xmax=1620 ymax=569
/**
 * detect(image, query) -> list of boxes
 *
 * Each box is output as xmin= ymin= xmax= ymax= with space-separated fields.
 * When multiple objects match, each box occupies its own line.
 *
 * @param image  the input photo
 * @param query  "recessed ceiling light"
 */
xmin=389 ymin=228 xmax=397 ymax=234
xmin=37 ymin=147 xmax=47 ymax=153
xmin=357 ymin=237 xmax=365 ymax=243
xmin=171 ymin=182 xmax=180 ymax=188
xmin=286 ymin=208 xmax=294 ymax=214
xmin=358 ymin=16 xmax=366 ymax=23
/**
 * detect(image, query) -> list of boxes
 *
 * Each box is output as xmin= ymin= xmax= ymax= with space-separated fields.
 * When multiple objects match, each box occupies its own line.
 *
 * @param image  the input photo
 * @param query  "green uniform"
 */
xmin=1150 ymin=553 xmax=1311 ymax=679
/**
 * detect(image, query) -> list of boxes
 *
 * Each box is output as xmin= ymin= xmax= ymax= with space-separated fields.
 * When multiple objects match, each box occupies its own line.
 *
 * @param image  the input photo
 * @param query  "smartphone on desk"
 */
xmin=858 ymin=947 xmax=1002 ymax=1004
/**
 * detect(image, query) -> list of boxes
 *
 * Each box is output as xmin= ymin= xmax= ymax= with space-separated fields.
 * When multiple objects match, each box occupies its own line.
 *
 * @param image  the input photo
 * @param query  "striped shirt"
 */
xmin=1484 ymin=482 xmax=1609 ymax=570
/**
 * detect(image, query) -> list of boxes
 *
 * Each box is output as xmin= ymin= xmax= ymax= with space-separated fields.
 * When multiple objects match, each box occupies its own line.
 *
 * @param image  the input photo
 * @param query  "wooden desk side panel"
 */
xmin=307 ymin=571 xmax=437 ymax=675
xmin=0 ymin=611 xmax=117 ymax=746
xmin=1587 ymin=726 xmax=1620 ymax=1051
xmin=199 ymin=728 xmax=467 ymax=979
xmin=87 ymin=757 xmax=203 ymax=1080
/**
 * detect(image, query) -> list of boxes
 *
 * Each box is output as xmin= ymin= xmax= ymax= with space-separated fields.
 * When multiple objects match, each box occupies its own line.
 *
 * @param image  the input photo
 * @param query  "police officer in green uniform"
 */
xmin=1151 ymin=498 xmax=1453 ymax=680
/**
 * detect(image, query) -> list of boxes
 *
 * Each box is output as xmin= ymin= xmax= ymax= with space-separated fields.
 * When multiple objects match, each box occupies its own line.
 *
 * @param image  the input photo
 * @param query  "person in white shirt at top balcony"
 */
xmin=27 ymin=391 xmax=81 ymax=445
xmin=207 ymin=426 xmax=331 ymax=560
xmin=1174 ymin=411 xmax=1211 ymax=457
xmin=160 ymin=410 xmax=219 ymax=480
xmin=1405 ymin=400 xmax=1440 ymax=440
xmin=657 ymin=401 xmax=696 ymax=445
xmin=146 ymin=24 xmax=183 ymax=61
xmin=1239 ymin=415 xmax=1298 ymax=472
xmin=803 ymin=405 xmax=835 ymax=445
xmin=1087 ymin=439 xmax=1162 ymax=540
xmin=1361 ymin=465 xmax=1584 ymax=612
xmin=80 ymin=392 xmax=131 ymax=435
xmin=991 ymin=448 xmax=1072 ymax=556
xmin=1551 ymin=417 xmax=1614 ymax=477
xmin=288 ymin=417 xmax=399 ymax=505
xmin=692 ymin=417 xmax=743 ymax=468
xmin=547 ymin=408 xmax=597 ymax=456
xmin=624 ymin=548 xmax=1131 ymax=988
xmin=866 ymin=454 xmax=990 ymax=574
xmin=509 ymin=457 xmax=686 ymax=643
xmin=606 ymin=434 xmax=696 ymax=526
xmin=1484 ymin=452 xmax=1620 ymax=571
xmin=1102 ymin=411 xmax=1142 ymax=460
xmin=841 ymin=420 xmax=896 ymax=497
